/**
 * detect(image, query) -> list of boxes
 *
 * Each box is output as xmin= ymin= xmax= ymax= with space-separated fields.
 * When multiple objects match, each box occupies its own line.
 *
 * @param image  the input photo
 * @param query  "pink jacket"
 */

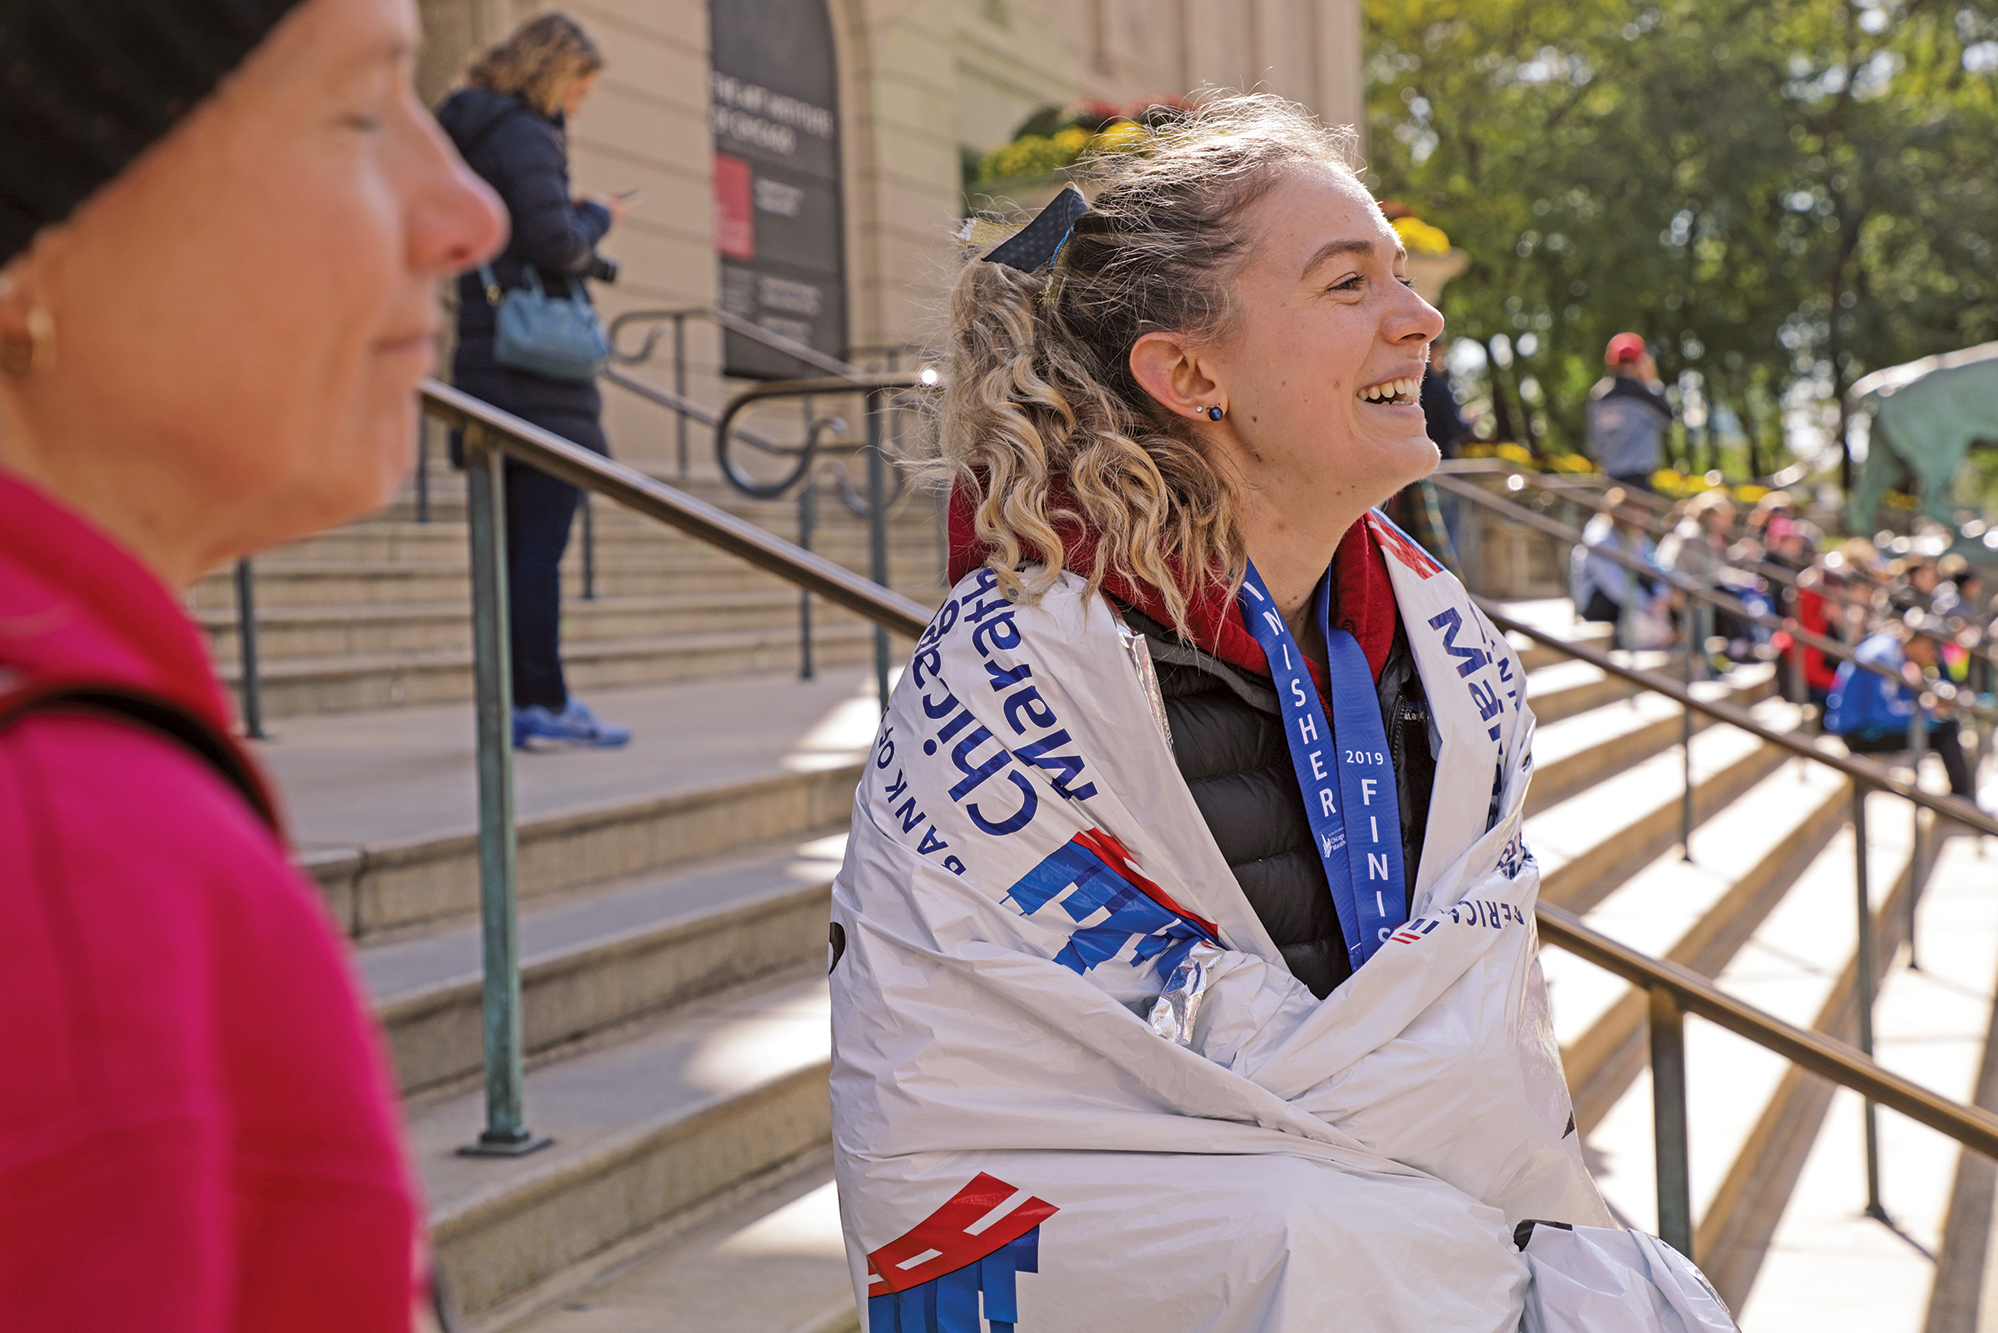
xmin=0 ymin=473 xmax=419 ymax=1330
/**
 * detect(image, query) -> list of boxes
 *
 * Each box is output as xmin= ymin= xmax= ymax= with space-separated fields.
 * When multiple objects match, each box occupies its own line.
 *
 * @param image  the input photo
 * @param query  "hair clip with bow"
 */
xmin=980 ymin=186 xmax=1092 ymax=273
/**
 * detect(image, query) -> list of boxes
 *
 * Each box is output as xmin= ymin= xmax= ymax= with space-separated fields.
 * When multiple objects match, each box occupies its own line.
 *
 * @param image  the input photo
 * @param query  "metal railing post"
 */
xmin=866 ymin=388 xmax=891 ymax=714
xmin=672 ymin=313 xmax=688 ymax=477
xmin=1649 ymin=984 xmax=1694 ymax=1256
xmin=1908 ymin=706 xmax=1928 ymax=968
xmin=415 ymin=417 xmax=432 ymax=524
xmin=579 ymin=492 xmax=596 ymax=601
xmin=232 ymin=559 xmax=266 ymax=740
xmin=1852 ymin=780 xmax=1886 ymax=1219
xmin=1680 ymin=612 xmax=1695 ymax=860
xmin=798 ymin=471 xmax=817 ymax=681
xmin=459 ymin=427 xmax=549 ymax=1158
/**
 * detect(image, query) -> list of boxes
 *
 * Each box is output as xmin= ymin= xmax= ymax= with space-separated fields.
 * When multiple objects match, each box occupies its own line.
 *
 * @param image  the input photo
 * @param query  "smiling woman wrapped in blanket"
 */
xmin=828 ymin=93 xmax=1728 ymax=1333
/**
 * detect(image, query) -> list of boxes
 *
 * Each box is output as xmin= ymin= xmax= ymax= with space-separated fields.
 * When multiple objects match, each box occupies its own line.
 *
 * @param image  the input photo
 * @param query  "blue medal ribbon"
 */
xmin=1239 ymin=559 xmax=1408 ymax=971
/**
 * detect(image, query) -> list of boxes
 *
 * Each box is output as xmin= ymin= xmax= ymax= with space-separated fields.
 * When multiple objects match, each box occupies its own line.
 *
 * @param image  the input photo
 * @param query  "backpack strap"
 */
xmin=0 ymin=681 xmax=280 ymax=834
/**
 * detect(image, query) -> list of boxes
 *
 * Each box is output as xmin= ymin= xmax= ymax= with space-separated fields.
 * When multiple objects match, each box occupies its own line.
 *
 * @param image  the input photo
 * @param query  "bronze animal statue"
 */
xmin=1848 ymin=341 xmax=1998 ymax=531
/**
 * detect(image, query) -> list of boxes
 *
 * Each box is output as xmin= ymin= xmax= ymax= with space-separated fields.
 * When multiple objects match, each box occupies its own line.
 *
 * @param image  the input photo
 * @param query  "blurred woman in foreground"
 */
xmin=0 ymin=0 xmax=503 ymax=1326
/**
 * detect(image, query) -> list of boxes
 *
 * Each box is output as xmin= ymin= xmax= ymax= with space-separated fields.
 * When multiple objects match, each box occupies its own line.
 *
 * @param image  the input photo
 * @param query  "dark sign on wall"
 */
xmin=709 ymin=0 xmax=847 ymax=379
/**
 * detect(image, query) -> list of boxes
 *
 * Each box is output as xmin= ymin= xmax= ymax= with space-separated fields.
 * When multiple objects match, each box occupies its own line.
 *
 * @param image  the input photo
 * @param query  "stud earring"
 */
xmin=0 ymin=308 xmax=52 ymax=377
xmin=1206 ymin=405 xmax=1224 ymax=421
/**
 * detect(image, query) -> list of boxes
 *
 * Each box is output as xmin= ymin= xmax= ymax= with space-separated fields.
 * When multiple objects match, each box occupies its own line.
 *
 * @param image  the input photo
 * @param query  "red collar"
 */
xmin=946 ymin=477 xmax=1399 ymax=685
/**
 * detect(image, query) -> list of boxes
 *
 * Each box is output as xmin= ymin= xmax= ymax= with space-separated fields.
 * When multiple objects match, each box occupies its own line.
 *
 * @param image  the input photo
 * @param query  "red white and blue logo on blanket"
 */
xmin=1002 ymin=828 xmax=1222 ymax=981
xmin=866 ymin=1172 xmax=1059 ymax=1332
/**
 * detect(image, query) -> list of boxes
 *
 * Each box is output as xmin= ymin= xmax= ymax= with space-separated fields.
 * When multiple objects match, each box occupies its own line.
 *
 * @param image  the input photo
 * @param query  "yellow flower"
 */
xmin=1392 ymin=216 xmax=1452 ymax=256
xmin=1088 ymin=121 xmax=1149 ymax=155
xmin=1496 ymin=442 xmax=1536 ymax=467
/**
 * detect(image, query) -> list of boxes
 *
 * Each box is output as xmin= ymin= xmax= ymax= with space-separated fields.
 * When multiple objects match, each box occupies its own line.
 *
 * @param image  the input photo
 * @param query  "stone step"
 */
xmin=1790 ymin=830 xmax=1998 ymax=1333
xmin=191 ymin=553 xmax=946 ymax=610
xmin=1722 ymin=813 xmax=1998 ymax=1328
xmin=364 ymin=832 xmax=843 ymax=1097
xmin=414 ymin=969 xmax=831 ymax=1326
xmin=495 ymin=1156 xmax=857 ymax=1333
xmin=376 ymin=465 xmax=930 ymax=523
xmin=225 ymin=622 xmax=905 ymax=719
xmin=1552 ymin=756 xmax=1853 ymax=1132
xmin=1534 ymin=716 xmax=1794 ymax=914
xmin=199 ymin=588 xmax=919 ymax=665
xmin=1526 ymin=666 xmax=1778 ymax=820
xmin=269 ymin=670 xmax=884 ymax=939
xmin=312 ymin=754 xmax=861 ymax=941
xmin=1573 ymin=799 xmax=1928 ymax=1310
xmin=254 ymin=510 xmax=944 ymax=566
xmin=1521 ymin=657 xmax=1644 ymax=726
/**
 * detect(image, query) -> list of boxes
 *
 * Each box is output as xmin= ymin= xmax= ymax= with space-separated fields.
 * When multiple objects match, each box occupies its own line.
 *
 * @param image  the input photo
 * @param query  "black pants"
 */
xmin=452 ymin=402 xmax=607 ymax=712
xmin=505 ymin=457 xmax=581 ymax=711
xmin=1580 ymin=589 xmax=1621 ymax=624
xmin=1844 ymin=719 xmax=1977 ymax=798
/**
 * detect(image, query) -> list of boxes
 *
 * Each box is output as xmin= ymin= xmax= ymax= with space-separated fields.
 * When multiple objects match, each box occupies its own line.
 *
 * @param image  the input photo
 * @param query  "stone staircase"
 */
xmin=236 ymin=459 xmax=1998 ymax=1331
xmin=191 ymin=468 xmax=945 ymax=718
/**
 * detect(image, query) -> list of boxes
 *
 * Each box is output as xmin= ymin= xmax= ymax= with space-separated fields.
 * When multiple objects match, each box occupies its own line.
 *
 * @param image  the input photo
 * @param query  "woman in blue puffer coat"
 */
xmin=439 ymin=12 xmax=631 ymax=748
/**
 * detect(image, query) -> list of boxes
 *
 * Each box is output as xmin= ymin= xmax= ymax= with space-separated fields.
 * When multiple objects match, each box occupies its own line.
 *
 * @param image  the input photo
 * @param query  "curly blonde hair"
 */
xmin=465 ymin=12 xmax=603 ymax=119
xmin=926 ymin=92 xmax=1363 ymax=632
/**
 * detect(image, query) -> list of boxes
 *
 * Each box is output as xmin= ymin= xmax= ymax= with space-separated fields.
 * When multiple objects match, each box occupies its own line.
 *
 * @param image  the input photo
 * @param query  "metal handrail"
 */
xmin=1535 ymin=903 xmax=1998 ymax=1160
xmin=1480 ymin=598 xmax=1998 ymax=838
xmin=597 ymin=314 xmax=926 ymax=689
xmin=416 ymin=377 xmax=930 ymax=1155
xmin=422 ymin=379 xmax=929 ymax=637
xmin=1432 ymin=471 xmax=1998 ymax=724
xmin=1486 ymin=589 xmax=1993 ymax=1249
xmin=602 ymin=304 xmax=885 ymax=478
xmin=713 ymin=374 xmax=935 ymax=713
xmin=712 ymin=373 xmax=927 ymax=498
xmin=1517 ymin=472 xmax=1816 ymax=592
xmin=1511 ymin=469 xmax=1998 ymax=674
xmin=607 ymin=305 xmax=870 ymax=381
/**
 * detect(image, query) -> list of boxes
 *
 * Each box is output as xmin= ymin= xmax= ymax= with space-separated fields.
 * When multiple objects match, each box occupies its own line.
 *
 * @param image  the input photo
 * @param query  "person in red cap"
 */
xmin=1586 ymin=332 xmax=1674 ymax=490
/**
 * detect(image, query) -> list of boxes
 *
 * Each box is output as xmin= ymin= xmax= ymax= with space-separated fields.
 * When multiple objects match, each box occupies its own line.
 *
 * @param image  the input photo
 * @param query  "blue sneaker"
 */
xmin=512 ymin=699 xmax=632 ymax=750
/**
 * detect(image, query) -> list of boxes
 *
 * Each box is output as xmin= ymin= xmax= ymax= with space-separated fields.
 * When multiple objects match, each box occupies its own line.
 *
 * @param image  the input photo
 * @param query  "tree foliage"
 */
xmin=1365 ymin=0 xmax=1998 ymax=483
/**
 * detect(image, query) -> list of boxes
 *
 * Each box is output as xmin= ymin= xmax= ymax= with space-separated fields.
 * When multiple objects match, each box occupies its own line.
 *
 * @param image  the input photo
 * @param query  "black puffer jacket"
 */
xmin=437 ymin=87 xmax=612 ymax=431
xmin=1120 ymin=605 xmax=1440 ymax=1000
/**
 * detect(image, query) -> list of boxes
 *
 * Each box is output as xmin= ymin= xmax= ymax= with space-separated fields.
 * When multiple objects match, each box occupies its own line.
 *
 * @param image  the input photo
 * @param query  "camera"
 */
xmin=584 ymin=253 xmax=619 ymax=285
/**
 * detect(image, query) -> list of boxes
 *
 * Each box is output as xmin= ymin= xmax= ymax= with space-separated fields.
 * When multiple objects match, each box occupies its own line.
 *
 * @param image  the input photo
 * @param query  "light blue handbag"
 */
xmin=481 ymin=263 xmax=609 ymax=384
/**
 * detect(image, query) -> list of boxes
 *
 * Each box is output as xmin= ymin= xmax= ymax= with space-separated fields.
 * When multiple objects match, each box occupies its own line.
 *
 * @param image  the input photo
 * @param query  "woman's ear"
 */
xmin=1130 ymin=331 xmax=1221 ymax=422
xmin=0 ymin=259 xmax=55 ymax=378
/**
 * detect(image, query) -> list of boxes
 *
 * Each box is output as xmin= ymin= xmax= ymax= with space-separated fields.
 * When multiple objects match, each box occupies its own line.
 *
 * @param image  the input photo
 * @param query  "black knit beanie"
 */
xmin=0 ymin=0 xmax=308 ymax=266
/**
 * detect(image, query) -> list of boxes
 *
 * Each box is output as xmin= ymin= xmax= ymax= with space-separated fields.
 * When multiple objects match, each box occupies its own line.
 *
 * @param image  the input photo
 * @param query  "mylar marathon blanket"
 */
xmin=831 ymin=513 xmax=1659 ymax=1332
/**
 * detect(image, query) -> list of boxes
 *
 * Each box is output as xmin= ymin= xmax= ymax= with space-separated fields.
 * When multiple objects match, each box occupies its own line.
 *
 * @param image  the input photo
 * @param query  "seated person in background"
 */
xmin=1781 ymin=525 xmax=1848 ymax=711
xmin=1571 ymin=488 xmax=1670 ymax=650
xmin=1658 ymin=490 xmax=1758 ymax=662
xmin=1825 ymin=614 xmax=1980 ymax=804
